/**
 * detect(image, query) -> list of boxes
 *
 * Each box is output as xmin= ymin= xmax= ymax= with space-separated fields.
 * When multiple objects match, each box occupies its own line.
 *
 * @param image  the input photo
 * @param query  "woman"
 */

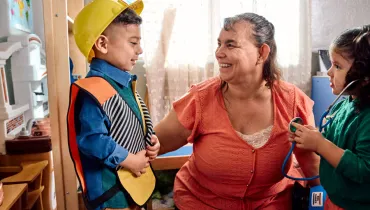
xmin=154 ymin=13 xmax=319 ymax=210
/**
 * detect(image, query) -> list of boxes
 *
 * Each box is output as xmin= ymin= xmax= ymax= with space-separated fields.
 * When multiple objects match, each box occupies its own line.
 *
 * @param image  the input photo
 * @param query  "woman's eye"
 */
xmin=227 ymin=44 xmax=234 ymax=48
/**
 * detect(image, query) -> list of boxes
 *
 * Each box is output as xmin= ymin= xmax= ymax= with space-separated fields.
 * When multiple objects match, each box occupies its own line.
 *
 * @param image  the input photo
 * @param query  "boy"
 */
xmin=67 ymin=0 xmax=160 ymax=209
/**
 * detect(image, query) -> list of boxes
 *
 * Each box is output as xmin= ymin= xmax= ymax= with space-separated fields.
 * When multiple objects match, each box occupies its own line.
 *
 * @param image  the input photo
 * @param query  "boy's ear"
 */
xmin=94 ymin=35 xmax=109 ymax=54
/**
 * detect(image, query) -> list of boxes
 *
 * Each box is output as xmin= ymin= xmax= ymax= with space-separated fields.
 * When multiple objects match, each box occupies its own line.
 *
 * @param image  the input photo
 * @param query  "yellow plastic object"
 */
xmin=73 ymin=0 xmax=144 ymax=62
xmin=117 ymin=167 xmax=156 ymax=206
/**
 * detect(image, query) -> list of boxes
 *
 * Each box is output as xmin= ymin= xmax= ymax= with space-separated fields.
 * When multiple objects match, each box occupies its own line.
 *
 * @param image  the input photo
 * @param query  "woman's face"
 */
xmin=327 ymin=50 xmax=353 ymax=95
xmin=215 ymin=21 xmax=261 ymax=84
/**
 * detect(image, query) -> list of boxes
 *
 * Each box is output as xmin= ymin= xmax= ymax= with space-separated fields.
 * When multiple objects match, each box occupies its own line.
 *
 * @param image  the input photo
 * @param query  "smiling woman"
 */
xmin=154 ymin=12 xmax=320 ymax=210
xmin=216 ymin=13 xmax=280 ymax=89
xmin=141 ymin=0 xmax=312 ymax=126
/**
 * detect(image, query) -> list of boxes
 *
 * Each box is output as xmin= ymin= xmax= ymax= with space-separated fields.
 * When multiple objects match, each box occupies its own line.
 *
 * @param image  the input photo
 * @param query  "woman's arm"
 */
xmin=155 ymin=109 xmax=192 ymax=155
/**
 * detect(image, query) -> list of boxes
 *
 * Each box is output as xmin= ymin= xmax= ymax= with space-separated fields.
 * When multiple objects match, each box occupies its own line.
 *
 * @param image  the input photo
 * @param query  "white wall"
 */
xmin=312 ymin=0 xmax=370 ymax=51
xmin=311 ymin=0 xmax=370 ymax=73
xmin=32 ymin=0 xmax=45 ymax=46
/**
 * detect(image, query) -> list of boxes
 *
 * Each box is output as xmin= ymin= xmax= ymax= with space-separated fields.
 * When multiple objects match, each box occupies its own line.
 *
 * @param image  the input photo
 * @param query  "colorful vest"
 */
xmin=67 ymin=76 xmax=155 ymax=209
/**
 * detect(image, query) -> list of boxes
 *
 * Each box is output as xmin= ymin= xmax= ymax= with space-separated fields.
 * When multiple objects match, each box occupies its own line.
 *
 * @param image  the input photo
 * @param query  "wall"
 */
xmin=312 ymin=0 xmax=370 ymax=50
xmin=32 ymin=0 xmax=46 ymax=46
xmin=311 ymin=0 xmax=370 ymax=72
xmin=0 ymin=0 xmax=44 ymax=105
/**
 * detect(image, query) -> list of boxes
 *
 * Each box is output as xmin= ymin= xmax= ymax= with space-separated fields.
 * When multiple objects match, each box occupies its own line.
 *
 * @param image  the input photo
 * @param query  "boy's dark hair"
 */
xmin=111 ymin=8 xmax=142 ymax=25
xmin=220 ymin=12 xmax=281 ymax=91
xmin=331 ymin=25 xmax=370 ymax=111
xmin=96 ymin=8 xmax=142 ymax=50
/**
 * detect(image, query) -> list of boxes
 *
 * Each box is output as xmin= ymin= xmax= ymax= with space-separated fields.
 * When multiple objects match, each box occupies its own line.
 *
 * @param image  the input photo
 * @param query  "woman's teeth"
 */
xmin=220 ymin=64 xmax=232 ymax=68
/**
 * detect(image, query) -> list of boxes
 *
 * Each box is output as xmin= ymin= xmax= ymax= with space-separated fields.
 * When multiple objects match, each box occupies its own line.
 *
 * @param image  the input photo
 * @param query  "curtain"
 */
xmin=141 ymin=0 xmax=312 ymax=125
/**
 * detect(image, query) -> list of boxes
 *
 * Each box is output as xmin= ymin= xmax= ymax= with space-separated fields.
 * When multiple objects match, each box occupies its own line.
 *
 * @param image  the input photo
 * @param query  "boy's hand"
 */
xmin=288 ymin=122 xmax=325 ymax=152
xmin=120 ymin=150 xmax=149 ymax=177
xmin=146 ymin=135 xmax=160 ymax=161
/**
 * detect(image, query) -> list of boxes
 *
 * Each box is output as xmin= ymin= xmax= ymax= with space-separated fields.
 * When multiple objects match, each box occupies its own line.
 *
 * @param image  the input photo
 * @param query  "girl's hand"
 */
xmin=289 ymin=122 xmax=325 ymax=152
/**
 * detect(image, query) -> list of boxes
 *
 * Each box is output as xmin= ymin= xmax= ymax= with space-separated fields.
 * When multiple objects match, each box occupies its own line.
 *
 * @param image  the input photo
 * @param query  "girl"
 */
xmin=291 ymin=25 xmax=370 ymax=210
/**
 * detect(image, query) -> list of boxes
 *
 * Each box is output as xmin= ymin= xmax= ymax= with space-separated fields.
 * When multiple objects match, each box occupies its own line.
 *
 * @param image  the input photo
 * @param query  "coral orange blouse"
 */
xmin=173 ymin=77 xmax=317 ymax=210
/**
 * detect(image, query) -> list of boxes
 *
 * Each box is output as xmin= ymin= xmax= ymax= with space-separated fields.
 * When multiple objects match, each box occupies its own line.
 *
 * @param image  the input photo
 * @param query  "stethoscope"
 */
xmin=282 ymin=79 xmax=359 ymax=181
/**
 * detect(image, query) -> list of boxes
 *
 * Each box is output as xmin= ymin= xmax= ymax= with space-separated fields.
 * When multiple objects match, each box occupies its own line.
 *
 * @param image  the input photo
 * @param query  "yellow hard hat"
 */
xmin=73 ymin=0 xmax=144 ymax=62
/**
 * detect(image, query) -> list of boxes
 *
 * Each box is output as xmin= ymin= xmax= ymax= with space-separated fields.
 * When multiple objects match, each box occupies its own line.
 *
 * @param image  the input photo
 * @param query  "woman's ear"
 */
xmin=257 ymin=43 xmax=271 ymax=64
xmin=94 ymin=35 xmax=109 ymax=54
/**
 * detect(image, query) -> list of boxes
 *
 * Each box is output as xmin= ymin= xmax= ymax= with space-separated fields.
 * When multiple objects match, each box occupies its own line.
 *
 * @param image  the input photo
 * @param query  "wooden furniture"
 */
xmin=5 ymin=136 xmax=52 ymax=156
xmin=41 ymin=0 xmax=86 ymax=208
xmin=0 ymin=161 xmax=48 ymax=210
xmin=0 ymin=183 xmax=27 ymax=210
xmin=152 ymin=156 xmax=190 ymax=171
xmin=4 ymin=135 xmax=54 ymax=210
xmin=151 ymin=145 xmax=192 ymax=171
xmin=0 ymin=152 xmax=54 ymax=210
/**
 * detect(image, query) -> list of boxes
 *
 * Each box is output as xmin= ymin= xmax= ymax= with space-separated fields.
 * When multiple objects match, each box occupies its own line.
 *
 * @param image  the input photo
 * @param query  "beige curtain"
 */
xmin=141 ymin=0 xmax=312 ymax=125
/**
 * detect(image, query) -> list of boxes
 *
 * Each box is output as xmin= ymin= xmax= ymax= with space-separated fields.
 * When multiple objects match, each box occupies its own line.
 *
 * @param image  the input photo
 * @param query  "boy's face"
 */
xmin=97 ymin=24 xmax=143 ymax=71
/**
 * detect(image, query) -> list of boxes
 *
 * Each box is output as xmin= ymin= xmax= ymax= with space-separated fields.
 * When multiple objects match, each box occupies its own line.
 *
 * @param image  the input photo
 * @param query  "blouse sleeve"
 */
xmin=295 ymin=87 xmax=315 ymax=125
xmin=173 ymin=85 xmax=202 ymax=143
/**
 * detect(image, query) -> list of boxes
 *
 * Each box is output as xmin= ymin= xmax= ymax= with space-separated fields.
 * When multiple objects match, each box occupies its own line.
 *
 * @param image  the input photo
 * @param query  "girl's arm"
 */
xmin=292 ymin=114 xmax=370 ymax=184
xmin=316 ymin=139 xmax=344 ymax=168
xmin=293 ymin=113 xmax=321 ymax=186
